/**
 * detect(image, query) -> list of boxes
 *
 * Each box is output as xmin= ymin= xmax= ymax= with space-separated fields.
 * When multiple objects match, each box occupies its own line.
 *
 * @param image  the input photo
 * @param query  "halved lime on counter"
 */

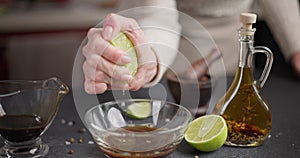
xmin=127 ymin=102 xmax=151 ymax=119
xmin=110 ymin=32 xmax=138 ymax=77
xmin=184 ymin=114 xmax=227 ymax=152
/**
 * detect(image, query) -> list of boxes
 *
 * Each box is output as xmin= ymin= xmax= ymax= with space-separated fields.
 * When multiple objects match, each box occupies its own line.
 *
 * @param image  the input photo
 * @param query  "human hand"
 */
xmin=82 ymin=14 xmax=157 ymax=94
xmin=291 ymin=52 xmax=300 ymax=79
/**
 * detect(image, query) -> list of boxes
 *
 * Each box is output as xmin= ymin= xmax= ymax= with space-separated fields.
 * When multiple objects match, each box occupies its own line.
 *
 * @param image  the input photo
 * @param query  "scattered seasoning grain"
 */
xmin=67 ymin=121 xmax=75 ymax=126
xmin=88 ymin=141 xmax=94 ymax=145
xmin=78 ymin=137 xmax=84 ymax=143
xmin=61 ymin=119 xmax=66 ymax=124
xmin=68 ymin=150 xmax=74 ymax=154
xmin=69 ymin=138 xmax=75 ymax=143
xmin=78 ymin=128 xmax=86 ymax=133
xmin=65 ymin=141 xmax=71 ymax=145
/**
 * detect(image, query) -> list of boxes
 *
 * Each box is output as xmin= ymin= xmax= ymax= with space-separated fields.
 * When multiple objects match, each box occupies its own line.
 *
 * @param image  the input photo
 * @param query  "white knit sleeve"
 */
xmin=261 ymin=0 xmax=300 ymax=60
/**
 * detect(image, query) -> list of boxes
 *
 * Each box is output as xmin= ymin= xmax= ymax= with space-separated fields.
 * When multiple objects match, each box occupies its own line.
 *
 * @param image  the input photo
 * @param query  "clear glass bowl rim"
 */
xmin=84 ymin=99 xmax=193 ymax=137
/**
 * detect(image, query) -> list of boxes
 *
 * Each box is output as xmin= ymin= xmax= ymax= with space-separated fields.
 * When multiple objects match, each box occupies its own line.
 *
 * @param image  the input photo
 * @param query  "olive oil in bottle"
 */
xmin=214 ymin=13 xmax=273 ymax=147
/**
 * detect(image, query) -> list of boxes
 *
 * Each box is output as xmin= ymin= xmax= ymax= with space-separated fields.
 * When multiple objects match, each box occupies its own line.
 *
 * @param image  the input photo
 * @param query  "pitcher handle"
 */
xmin=253 ymin=46 xmax=274 ymax=88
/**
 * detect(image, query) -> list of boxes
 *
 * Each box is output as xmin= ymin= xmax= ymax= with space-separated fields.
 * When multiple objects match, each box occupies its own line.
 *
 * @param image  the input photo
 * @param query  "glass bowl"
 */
xmin=84 ymin=99 xmax=192 ymax=158
xmin=0 ymin=78 xmax=69 ymax=157
xmin=166 ymin=70 xmax=212 ymax=117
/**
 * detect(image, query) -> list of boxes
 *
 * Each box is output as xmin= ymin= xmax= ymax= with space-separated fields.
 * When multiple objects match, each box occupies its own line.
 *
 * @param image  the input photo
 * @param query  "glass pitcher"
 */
xmin=214 ymin=13 xmax=273 ymax=147
xmin=0 ymin=77 xmax=69 ymax=157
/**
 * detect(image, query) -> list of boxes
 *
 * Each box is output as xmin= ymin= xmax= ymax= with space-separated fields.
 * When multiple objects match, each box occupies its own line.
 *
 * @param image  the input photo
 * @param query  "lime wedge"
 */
xmin=110 ymin=32 xmax=138 ymax=77
xmin=127 ymin=102 xmax=151 ymax=119
xmin=184 ymin=114 xmax=227 ymax=152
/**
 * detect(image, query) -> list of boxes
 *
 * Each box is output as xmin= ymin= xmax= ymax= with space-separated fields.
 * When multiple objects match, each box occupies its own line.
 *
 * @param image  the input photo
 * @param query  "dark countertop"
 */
xmin=15 ymin=71 xmax=298 ymax=158
xmin=0 ymin=72 xmax=300 ymax=158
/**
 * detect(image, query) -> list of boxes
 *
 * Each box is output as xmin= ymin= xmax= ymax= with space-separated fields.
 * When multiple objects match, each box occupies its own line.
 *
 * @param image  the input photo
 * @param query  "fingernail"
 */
xmin=121 ymin=74 xmax=133 ymax=82
xmin=121 ymin=54 xmax=131 ymax=63
xmin=102 ymin=26 xmax=113 ymax=40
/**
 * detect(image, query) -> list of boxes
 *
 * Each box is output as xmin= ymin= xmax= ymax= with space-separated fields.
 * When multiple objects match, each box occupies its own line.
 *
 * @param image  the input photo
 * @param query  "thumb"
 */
xmin=101 ymin=14 xmax=121 ymax=41
xmin=102 ymin=13 xmax=142 ymax=41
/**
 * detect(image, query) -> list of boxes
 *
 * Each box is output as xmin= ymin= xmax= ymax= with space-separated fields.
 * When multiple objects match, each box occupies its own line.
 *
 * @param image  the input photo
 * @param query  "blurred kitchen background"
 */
xmin=0 ymin=0 xmax=298 ymax=87
xmin=0 ymin=0 xmax=118 ymax=86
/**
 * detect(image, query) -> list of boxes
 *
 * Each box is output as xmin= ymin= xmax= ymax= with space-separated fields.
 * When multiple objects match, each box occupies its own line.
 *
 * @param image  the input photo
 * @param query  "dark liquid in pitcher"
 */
xmin=0 ymin=114 xmax=46 ymax=142
xmin=99 ymin=126 xmax=179 ymax=158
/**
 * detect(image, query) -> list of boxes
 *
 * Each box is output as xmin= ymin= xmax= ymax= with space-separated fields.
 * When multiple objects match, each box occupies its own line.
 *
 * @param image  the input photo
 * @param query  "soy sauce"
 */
xmin=0 ymin=114 xmax=46 ymax=142
xmin=99 ymin=126 xmax=179 ymax=158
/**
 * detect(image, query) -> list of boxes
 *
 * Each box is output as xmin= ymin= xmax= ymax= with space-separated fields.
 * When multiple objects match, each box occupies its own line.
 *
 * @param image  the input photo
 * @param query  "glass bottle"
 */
xmin=214 ymin=13 xmax=274 ymax=147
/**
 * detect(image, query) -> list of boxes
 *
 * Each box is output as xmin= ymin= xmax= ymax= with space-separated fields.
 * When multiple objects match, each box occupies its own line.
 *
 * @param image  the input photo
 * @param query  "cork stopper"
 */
xmin=240 ymin=13 xmax=257 ymax=29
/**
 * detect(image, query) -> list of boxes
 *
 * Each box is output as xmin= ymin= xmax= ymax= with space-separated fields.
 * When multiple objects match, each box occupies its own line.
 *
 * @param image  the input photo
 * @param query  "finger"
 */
xmin=102 ymin=14 xmax=148 ymax=68
xmin=83 ymin=63 xmax=131 ymax=93
xmin=102 ymin=13 xmax=143 ymax=41
xmin=101 ymin=40 xmax=132 ymax=65
xmin=129 ymin=63 xmax=157 ymax=91
xmin=84 ymin=30 xmax=124 ymax=58
xmin=83 ymin=61 xmax=96 ymax=81
xmin=84 ymin=29 xmax=132 ymax=66
xmin=83 ymin=28 xmax=105 ymax=57
xmin=95 ymin=71 xmax=111 ymax=84
xmin=83 ymin=62 xmax=111 ymax=84
xmin=95 ymin=56 xmax=133 ymax=81
xmin=84 ymin=80 xmax=108 ymax=94
xmin=83 ymin=29 xmax=107 ymax=58
xmin=84 ymin=55 xmax=132 ymax=82
xmin=110 ymin=79 xmax=129 ymax=90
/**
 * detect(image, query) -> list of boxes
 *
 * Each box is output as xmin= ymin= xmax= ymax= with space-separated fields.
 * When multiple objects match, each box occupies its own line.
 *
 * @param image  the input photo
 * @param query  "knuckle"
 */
xmin=104 ymin=13 xmax=117 ymax=25
xmin=82 ymin=45 xmax=89 ymax=57
xmin=87 ymin=28 xmax=97 ymax=38
xmin=102 ymin=43 xmax=112 ymax=53
xmin=87 ymin=54 xmax=101 ymax=69
xmin=106 ymin=13 xmax=115 ymax=19
xmin=82 ymin=61 xmax=89 ymax=72
xmin=127 ymin=18 xmax=138 ymax=26
xmin=127 ymin=18 xmax=142 ymax=33
xmin=83 ymin=62 xmax=97 ymax=80
xmin=84 ymin=82 xmax=93 ymax=94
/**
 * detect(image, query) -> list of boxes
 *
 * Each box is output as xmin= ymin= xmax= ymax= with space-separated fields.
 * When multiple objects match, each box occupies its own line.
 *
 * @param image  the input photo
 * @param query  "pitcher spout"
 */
xmin=43 ymin=77 xmax=69 ymax=95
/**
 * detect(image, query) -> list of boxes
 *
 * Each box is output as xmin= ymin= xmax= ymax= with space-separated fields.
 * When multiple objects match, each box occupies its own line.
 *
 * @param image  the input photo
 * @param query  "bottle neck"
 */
xmin=238 ymin=28 xmax=255 ymax=68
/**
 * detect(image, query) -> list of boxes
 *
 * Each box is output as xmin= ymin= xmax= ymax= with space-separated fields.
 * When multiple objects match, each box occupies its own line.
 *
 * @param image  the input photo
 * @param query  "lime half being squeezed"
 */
xmin=110 ymin=32 xmax=138 ymax=77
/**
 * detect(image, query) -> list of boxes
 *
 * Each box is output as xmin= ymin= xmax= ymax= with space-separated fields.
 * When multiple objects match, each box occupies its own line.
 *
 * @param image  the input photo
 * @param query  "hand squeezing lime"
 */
xmin=184 ymin=114 xmax=227 ymax=152
xmin=110 ymin=32 xmax=138 ymax=77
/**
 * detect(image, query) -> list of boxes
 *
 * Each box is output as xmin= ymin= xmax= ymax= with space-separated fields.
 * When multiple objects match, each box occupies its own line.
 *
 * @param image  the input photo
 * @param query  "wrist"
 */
xmin=143 ymin=47 xmax=160 ymax=87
